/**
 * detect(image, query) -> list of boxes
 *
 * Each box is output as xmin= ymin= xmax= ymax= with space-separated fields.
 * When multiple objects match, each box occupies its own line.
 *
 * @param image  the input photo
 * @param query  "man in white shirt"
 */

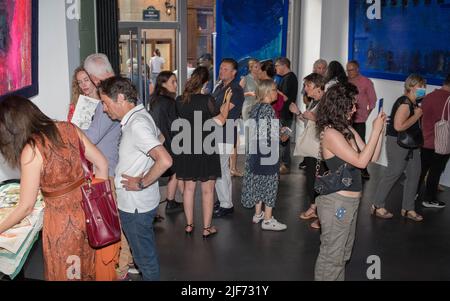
xmin=150 ymin=49 xmax=165 ymax=85
xmin=98 ymin=76 xmax=172 ymax=281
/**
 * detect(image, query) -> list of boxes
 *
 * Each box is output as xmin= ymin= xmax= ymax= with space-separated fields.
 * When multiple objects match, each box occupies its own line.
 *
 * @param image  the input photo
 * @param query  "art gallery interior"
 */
xmin=0 ymin=0 xmax=449 ymax=282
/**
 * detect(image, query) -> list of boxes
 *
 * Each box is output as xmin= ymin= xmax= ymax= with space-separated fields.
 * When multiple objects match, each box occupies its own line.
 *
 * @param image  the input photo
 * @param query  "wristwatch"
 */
xmin=137 ymin=179 xmax=145 ymax=190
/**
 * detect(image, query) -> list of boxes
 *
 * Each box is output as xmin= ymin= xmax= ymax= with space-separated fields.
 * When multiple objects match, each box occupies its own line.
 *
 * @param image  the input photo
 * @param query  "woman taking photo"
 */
xmin=0 ymin=96 xmax=109 ymax=281
xmin=314 ymin=82 xmax=386 ymax=281
xmin=371 ymin=74 xmax=425 ymax=221
xmin=148 ymin=71 xmax=184 ymax=212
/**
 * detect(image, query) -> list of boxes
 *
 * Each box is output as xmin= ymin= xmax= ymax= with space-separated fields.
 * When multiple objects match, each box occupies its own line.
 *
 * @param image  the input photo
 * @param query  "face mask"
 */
xmin=415 ymin=88 xmax=426 ymax=99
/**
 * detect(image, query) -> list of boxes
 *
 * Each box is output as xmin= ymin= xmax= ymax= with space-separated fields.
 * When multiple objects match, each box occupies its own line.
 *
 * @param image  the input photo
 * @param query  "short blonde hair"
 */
xmin=256 ymin=79 xmax=276 ymax=102
xmin=248 ymin=58 xmax=260 ymax=70
xmin=404 ymin=74 xmax=426 ymax=93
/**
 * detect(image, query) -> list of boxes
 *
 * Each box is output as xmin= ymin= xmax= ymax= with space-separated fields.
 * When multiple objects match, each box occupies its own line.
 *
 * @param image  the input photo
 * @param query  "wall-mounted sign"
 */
xmin=143 ymin=6 xmax=160 ymax=21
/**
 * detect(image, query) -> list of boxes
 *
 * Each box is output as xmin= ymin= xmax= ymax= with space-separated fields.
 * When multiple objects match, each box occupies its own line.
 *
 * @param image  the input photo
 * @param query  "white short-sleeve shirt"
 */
xmin=150 ymin=56 xmax=165 ymax=74
xmin=115 ymin=104 xmax=162 ymax=214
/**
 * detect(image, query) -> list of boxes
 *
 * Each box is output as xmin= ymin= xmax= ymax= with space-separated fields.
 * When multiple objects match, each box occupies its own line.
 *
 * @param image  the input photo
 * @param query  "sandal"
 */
xmin=310 ymin=219 xmax=321 ymax=229
xmin=401 ymin=209 xmax=423 ymax=222
xmin=230 ymin=169 xmax=243 ymax=177
xmin=370 ymin=205 xmax=394 ymax=219
xmin=299 ymin=205 xmax=317 ymax=220
xmin=185 ymin=224 xmax=194 ymax=235
xmin=202 ymin=226 xmax=218 ymax=239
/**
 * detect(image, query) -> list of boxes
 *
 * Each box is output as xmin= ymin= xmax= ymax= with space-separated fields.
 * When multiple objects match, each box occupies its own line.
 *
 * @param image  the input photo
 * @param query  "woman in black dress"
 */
xmin=148 ymin=71 xmax=184 ymax=211
xmin=174 ymin=66 xmax=233 ymax=238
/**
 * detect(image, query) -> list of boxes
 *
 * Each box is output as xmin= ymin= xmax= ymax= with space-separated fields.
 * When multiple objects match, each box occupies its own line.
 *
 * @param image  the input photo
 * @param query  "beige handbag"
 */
xmin=434 ymin=96 xmax=450 ymax=155
xmin=293 ymin=106 xmax=320 ymax=159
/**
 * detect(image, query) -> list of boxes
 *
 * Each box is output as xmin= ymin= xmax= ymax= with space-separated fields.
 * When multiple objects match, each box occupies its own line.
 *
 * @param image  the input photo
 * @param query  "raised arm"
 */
xmin=323 ymin=112 xmax=386 ymax=169
xmin=213 ymin=89 xmax=234 ymax=126
xmin=0 ymin=145 xmax=42 ymax=234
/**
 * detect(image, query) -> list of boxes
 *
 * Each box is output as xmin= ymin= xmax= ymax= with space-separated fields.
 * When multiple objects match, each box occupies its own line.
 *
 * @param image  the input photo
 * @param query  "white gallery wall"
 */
xmin=0 ymin=0 xmax=71 ymax=182
xmin=297 ymin=0 xmax=449 ymax=187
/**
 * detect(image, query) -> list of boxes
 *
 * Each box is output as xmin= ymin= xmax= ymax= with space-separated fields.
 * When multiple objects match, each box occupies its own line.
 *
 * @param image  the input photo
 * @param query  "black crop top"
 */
xmin=324 ymin=156 xmax=362 ymax=192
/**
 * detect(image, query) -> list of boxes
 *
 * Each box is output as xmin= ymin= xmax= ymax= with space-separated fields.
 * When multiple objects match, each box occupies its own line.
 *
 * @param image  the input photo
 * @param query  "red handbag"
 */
xmin=78 ymin=140 xmax=121 ymax=249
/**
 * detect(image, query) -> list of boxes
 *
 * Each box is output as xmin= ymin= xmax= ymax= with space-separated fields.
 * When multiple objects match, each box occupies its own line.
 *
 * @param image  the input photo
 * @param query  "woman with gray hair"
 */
xmin=241 ymin=79 xmax=287 ymax=231
xmin=371 ymin=74 xmax=426 ymax=221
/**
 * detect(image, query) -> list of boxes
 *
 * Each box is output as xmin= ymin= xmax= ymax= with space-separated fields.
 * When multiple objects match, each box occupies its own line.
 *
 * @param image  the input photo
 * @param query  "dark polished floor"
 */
xmin=13 ymin=154 xmax=450 ymax=281
xmin=154 ymin=156 xmax=450 ymax=281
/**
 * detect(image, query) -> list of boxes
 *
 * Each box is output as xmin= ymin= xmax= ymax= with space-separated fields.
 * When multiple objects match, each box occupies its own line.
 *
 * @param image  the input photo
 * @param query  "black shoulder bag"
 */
xmin=397 ymin=98 xmax=423 ymax=149
xmin=314 ymin=128 xmax=358 ymax=195
xmin=248 ymin=105 xmax=280 ymax=175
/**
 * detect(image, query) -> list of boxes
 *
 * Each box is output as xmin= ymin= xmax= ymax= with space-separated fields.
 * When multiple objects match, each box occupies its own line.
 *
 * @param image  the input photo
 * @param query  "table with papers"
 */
xmin=0 ymin=181 xmax=44 ymax=279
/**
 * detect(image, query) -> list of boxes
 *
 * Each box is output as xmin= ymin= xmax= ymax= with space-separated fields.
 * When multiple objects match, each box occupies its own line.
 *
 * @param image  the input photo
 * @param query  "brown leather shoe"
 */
xmin=279 ymin=164 xmax=290 ymax=175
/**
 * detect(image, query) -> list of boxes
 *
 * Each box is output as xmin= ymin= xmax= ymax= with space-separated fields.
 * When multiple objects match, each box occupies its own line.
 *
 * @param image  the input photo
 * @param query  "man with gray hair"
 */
xmin=83 ymin=53 xmax=124 ymax=280
xmin=313 ymin=59 xmax=328 ymax=76
xmin=99 ymin=76 xmax=172 ymax=281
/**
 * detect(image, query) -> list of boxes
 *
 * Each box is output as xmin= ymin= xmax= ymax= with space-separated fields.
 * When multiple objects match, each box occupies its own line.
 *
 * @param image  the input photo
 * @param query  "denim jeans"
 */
xmin=119 ymin=208 xmax=160 ymax=281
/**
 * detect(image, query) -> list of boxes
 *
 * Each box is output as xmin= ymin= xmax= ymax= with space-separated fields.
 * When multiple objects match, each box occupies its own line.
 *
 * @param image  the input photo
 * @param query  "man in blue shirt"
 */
xmin=212 ymin=58 xmax=245 ymax=218
xmin=83 ymin=53 xmax=128 ymax=279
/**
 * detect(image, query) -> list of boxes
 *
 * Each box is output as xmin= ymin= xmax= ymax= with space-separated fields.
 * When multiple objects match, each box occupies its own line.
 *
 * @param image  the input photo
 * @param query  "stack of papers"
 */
xmin=0 ymin=183 xmax=44 ymax=279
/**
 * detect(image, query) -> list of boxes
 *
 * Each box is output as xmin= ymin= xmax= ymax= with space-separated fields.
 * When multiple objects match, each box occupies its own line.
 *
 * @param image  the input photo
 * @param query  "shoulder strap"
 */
xmin=441 ymin=96 xmax=450 ymax=121
xmin=78 ymin=139 xmax=94 ymax=182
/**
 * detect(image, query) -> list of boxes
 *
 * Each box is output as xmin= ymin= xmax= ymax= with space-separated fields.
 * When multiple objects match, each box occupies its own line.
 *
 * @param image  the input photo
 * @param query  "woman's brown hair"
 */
xmin=181 ymin=66 xmax=209 ymax=103
xmin=0 ymin=95 xmax=64 ymax=168
xmin=71 ymin=66 xmax=87 ymax=106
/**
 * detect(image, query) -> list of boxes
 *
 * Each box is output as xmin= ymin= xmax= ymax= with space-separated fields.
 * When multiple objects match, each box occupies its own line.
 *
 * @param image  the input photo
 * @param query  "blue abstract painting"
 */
xmin=349 ymin=0 xmax=450 ymax=86
xmin=216 ymin=0 xmax=289 ymax=78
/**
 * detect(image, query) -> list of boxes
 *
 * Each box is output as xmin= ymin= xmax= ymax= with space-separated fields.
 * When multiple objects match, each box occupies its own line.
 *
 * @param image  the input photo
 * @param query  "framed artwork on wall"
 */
xmin=0 ymin=0 xmax=38 ymax=102
xmin=216 ymin=0 xmax=289 ymax=78
xmin=349 ymin=0 xmax=450 ymax=86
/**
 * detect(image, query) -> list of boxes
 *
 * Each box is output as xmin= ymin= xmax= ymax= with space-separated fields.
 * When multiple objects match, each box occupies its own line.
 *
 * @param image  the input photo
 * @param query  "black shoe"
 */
xmin=422 ymin=200 xmax=446 ymax=208
xmin=361 ymin=169 xmax=370 ymax=180
xmin=213 ymin=206 xmax=234 ymax=218
xmin=214 ymin=201 xmax=220 ymax=210
xmin=165 ymin=199 xmax=183 ymax=212
xmin=153 ymin=214 xmax=165 ymax=223
xmin=298 ymin=161 xmax=307 ymax=170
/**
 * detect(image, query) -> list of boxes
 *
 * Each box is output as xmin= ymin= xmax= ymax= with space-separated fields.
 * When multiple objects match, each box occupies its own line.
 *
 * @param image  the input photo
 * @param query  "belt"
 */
xmin=41 ymin=177 xmax=86 ymax=198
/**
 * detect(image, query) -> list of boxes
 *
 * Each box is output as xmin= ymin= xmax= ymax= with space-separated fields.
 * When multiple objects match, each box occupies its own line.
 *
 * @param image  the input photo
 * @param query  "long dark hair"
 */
xmin=148 ymin=71 xmax=176 ymax=111
xmin=260 ymin=60 xmax=276 ymax=79
xmin=0 ymin=95 xmax=64 ymax=168
xmin=316 ymin=82 xmax=358 ymax=140
xmin=325 ymin=61 xmax=348 ymax=84
xmin=182 ymin=66 xmax=209 ymax=103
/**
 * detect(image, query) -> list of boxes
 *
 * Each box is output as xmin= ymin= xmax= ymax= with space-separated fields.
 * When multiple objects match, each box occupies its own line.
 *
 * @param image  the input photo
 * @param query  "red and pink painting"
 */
xmin=0 ymin=0 xmax=37 ymax=99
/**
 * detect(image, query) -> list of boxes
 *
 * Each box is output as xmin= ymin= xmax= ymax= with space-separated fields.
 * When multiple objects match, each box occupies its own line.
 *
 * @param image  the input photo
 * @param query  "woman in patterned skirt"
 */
xmin=241 ymin=79 xmax=287 ymax=231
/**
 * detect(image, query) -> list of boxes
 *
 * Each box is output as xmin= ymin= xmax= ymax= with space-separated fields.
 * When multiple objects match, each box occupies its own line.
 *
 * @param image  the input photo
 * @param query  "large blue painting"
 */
xmin=349 ymin=0 xmax=450 ymax=86
xmin=216 ymin=0 xmax=289 ymax=77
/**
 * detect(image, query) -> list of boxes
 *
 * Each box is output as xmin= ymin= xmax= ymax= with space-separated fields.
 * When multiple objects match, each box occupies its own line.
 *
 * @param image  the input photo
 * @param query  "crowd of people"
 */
xmin=0 ymin=52 xmax=449 ymax=281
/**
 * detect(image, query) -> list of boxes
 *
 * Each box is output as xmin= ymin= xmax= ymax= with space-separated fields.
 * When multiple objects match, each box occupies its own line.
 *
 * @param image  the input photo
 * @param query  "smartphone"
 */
xmin=281 ymin=127 xmax=292 ymax=135
xmin=378 ymin=98 xmax=384 ymax=113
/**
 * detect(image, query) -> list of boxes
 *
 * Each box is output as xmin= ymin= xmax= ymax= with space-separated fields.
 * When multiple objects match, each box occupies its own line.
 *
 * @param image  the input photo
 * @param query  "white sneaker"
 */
xmin=252 ymin=211 xmax=265 ymax=224
xmin=128 ymin=267 xmax=140 ymax=275
xmin=261 ymin=217 xmax=287 ymax=231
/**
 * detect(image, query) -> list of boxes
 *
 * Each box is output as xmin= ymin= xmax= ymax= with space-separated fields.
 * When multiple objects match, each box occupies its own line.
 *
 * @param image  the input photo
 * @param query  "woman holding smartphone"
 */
xmin=314 ymin=82 xmax=386 ymax=281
